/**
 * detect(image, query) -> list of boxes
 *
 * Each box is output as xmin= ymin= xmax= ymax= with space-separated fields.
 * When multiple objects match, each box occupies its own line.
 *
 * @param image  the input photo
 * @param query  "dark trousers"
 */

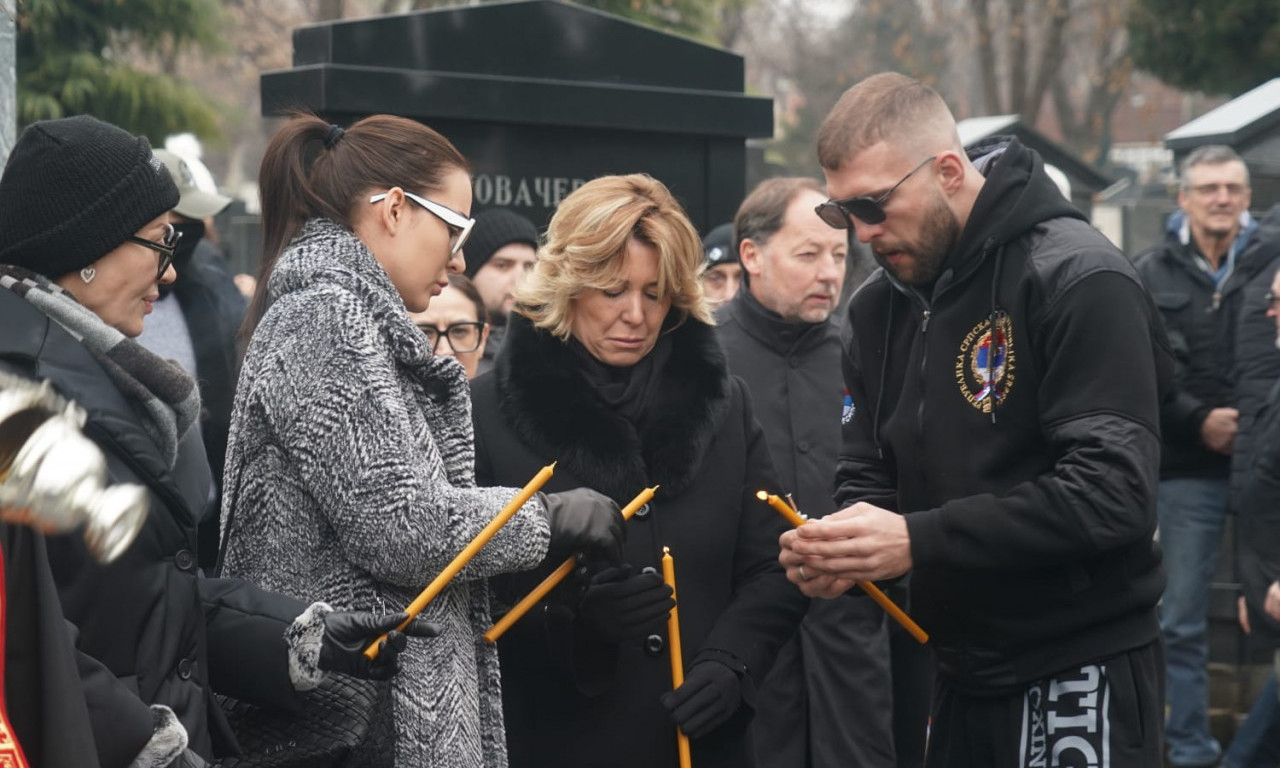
xmin=752 ymin=595 xmax=894 ymax=768
xmin=925 ymin=641 xmax=1165 ymax=768
xmin=890 ymin=600 xmax=934 ymax=767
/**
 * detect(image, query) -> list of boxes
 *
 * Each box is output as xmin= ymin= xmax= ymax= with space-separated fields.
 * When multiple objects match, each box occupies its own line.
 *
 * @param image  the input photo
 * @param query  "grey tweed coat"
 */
xmin=220 ymin=219 xmax=551 ymax=768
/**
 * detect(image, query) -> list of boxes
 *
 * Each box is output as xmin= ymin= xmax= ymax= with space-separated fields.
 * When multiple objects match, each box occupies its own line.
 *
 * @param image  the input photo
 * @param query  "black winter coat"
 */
xmin=715 ymin=289 xmax=843 ymax=517
xmin=168 ymin=234 xmax=248 ymax=568
xmin=1226 ymin=206 xmax=1280 ymax=509
xmin=471 ymin=313 xmax=807 ymax=768
xmin=0 ymin=289 xmax=304 ymax=765
xmin=1135 ymin=210 xmax=1280 ymax=478
xmin=840 ymin=138 xmax=1167 ymax=693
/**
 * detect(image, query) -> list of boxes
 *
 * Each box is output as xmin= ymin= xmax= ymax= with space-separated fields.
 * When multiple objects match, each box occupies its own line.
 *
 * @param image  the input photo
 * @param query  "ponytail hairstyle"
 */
xmin=240 ymin=112 xmax=469 ymax=345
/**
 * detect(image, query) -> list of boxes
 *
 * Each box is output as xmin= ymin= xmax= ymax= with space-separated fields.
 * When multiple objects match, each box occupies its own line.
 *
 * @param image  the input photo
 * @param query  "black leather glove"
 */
xmin=660 ymin=659 xmax=744 ymax=739
xmin=576 ymin=564 xmax=675 ymax=643
xmin=541 ymin=488 xmax=625 ymax=564
xmin=318 ymin=611 xmax=441 ymax=681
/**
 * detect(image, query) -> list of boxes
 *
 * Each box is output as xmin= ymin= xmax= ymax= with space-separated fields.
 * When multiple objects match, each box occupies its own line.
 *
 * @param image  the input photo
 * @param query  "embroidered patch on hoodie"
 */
xmin=955 ymin=313 xmax=1016 ymax=413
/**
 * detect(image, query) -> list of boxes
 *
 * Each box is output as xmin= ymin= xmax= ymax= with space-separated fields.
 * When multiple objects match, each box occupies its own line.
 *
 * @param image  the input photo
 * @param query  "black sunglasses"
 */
xmin=815 ymin=156 xmax=937 ymax=229
xmin=126 ymin=222 xmax=183 ymax=280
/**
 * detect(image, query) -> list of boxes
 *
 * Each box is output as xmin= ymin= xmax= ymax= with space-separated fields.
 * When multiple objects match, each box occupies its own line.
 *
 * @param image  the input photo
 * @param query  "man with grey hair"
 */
xmin=715 ymin=177 xmax=898 ymax=768
xmin=1134 ymin=145 xmax=1280 ymax=768
xmin=780 ymin=71 xmax=1169 ymax=767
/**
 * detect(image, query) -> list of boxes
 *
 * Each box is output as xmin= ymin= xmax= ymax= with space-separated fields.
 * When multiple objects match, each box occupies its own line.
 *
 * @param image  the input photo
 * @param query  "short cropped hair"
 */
xmin=734 ymin=177 xmax=825 ymax=250
xmin=1179 ymin=145 xmax=1250 ymax=188
xmin=515 ymin=174 xmax=712 ymax=339
xmin=817 ymin=72 xmax=959 ymax=172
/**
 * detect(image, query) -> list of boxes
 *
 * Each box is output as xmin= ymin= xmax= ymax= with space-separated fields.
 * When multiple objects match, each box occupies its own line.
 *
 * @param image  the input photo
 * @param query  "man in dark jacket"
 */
xmin=138 ymin=149 xmax=247 ymax=571
xmin=781 ymin=72 xmax=1168 ymax=767
xmin=1134 ymin=146 xmax=1280 ymax=768
xmin=715 ymin=177 xmax=897 ymax=768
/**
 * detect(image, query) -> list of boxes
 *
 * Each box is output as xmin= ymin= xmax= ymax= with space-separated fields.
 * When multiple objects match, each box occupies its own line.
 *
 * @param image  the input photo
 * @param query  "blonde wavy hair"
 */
xmin=514 ymin=173 xmax=712 ymax=339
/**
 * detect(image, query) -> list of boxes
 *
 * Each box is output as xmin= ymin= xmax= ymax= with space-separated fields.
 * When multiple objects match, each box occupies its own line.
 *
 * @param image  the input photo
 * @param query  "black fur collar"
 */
xmin=495 ymin=313 xmax=731 ymax=501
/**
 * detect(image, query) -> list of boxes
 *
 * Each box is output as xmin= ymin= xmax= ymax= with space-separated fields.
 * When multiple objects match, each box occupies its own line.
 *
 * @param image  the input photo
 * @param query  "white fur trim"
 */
xmin=128 ymin=705 xmax=188 ymax=768
xmin=285 ymin=601 xmax=333 ymax=691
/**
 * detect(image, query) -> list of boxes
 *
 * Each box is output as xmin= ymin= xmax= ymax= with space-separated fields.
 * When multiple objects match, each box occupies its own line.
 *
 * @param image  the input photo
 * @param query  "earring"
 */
xmin=79 ymin=267 xmax=96 ymax=284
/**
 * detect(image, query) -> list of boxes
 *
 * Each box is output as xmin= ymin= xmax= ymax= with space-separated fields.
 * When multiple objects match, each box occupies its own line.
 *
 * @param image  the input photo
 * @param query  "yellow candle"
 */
xmin=757 ymin=490 xmax=930 ymax=645
xmin=662 ymin=546 xmax=693 ymax=768
xmin=484 ymin=486 xmax=659 ymax=644
xmin=758 ymin=491 xmax=808 ymax=528
xmin=363 ymin=462 xmax=556 ymax=659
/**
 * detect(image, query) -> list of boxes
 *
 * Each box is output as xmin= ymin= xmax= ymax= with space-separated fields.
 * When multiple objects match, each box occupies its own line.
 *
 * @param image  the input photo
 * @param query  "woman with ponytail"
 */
xmin=219 ymin=114 xmax=624 ymax=767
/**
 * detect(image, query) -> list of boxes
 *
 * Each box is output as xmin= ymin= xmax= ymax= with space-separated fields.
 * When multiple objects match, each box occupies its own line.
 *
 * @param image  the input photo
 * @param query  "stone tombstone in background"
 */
xmin=260 ymin=0 xmax=774 ymax=234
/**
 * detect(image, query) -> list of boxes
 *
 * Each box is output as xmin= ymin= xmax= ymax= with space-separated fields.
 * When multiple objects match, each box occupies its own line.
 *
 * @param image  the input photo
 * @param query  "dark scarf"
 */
xmin=568 ymin=333 xmax=673 ymax=428
xmin=0 ymin=266 xmax=199 ymax=467
xmin=495 ymin=312 xmax=731 ymax=501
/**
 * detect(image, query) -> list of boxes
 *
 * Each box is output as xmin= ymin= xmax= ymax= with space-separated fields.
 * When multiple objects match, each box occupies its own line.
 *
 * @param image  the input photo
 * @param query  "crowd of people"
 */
xmin=1 ymin=70 xmax=1280 ymax=768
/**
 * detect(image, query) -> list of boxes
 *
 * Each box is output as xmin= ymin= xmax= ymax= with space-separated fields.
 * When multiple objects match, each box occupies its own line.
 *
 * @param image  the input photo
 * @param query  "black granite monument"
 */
xmin=261 ymin=0 xmax=773 ymax=233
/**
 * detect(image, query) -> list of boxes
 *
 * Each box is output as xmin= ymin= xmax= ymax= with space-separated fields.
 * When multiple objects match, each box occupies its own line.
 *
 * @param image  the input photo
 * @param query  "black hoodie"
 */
xmin=838 ymin=138 xmax=1168 ymax=693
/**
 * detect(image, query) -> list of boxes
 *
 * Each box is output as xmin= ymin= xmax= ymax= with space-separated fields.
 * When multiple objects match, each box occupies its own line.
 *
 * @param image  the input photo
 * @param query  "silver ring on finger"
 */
xmin=798 ymin=564 xmax=809 ymax=581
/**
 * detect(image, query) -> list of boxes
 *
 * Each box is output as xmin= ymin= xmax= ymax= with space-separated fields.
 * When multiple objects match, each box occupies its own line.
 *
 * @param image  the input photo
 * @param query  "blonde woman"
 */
xmin=472 ymin=174 xmax=807 ymax=768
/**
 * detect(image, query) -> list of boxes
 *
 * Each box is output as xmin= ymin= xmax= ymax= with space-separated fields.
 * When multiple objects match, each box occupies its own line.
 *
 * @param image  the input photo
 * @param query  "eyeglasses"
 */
xmin=815 ymin=156 xmax=937 ymax=229
xmin=370 ymin=190 xmax=475 ymax=255
xmin=418 ymin=321 xmax=486 ymax=353
xmin=1265 ymin=291 xmax=1280 ymax=311
xmin=1187 ymin=182 xmax=1248 ymax=198
xmin=126 ymin=222 xmax=182 ymax=280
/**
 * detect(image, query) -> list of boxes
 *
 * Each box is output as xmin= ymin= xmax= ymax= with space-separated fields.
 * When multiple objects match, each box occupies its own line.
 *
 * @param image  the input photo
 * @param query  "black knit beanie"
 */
xmin=463 ymin=208 xmax=540 ymax=278
xmin=0 ymin=115 xmax=179 ymax=278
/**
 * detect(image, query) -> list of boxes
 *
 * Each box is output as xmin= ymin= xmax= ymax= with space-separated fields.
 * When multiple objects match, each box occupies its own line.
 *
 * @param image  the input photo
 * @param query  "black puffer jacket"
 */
xmin=1135 ymin=208 xmax=1280 ymax=478
xmin=0 ymin=289 xmax=305 ymax=764
xmin=839 ymin=138 xmax=1169 ymax=693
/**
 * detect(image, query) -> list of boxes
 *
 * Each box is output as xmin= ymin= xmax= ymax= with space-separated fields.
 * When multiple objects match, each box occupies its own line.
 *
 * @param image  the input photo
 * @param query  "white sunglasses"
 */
xmin=370 ymin=190 xmax=475 ymax=255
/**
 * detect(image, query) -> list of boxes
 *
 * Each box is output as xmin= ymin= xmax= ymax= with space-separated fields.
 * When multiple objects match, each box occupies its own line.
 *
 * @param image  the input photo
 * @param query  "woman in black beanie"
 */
xmin=0 ymin=115 xmax=435 ymax=768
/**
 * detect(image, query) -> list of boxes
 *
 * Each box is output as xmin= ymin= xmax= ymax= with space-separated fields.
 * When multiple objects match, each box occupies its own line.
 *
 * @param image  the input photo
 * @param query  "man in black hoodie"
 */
xmin=780 ymin=72 xmax=1168 ymax=767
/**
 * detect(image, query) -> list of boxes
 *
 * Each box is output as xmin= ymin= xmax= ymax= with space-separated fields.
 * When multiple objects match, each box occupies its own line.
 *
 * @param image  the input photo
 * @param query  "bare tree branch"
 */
xmin=1022 ymin=0 xmax=1070 ymax=124
xmin=1007 ymin=0 xmax=1028 ymax=115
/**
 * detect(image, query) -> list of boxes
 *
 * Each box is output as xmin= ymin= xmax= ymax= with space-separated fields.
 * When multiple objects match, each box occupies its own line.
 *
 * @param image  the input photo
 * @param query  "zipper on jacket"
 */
xmin=915 ymin=308 xmax=930 ymax=469
xmin=1211 ymin=291 xmax=1222 ymax=311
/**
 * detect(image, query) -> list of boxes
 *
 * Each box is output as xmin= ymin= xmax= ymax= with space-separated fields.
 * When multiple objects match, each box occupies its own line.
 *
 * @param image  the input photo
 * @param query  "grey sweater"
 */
xmin=220 ymin=218 xmax=550 ymax=767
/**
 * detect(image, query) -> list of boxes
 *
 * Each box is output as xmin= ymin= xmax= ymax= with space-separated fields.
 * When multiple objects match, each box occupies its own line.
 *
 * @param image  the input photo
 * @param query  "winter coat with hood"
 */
xmin=0 ymin=287 xmax=306 ymax=767
xmin=470 ymin=311 xmax=808 ymax=768
xmin=839 ymin=137 xmax=1169 ymax=693
xmin=1135 ymin=205 xmax=1280 ymax=479
xmin=219 ymin=219 xmax=552 ymax=768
